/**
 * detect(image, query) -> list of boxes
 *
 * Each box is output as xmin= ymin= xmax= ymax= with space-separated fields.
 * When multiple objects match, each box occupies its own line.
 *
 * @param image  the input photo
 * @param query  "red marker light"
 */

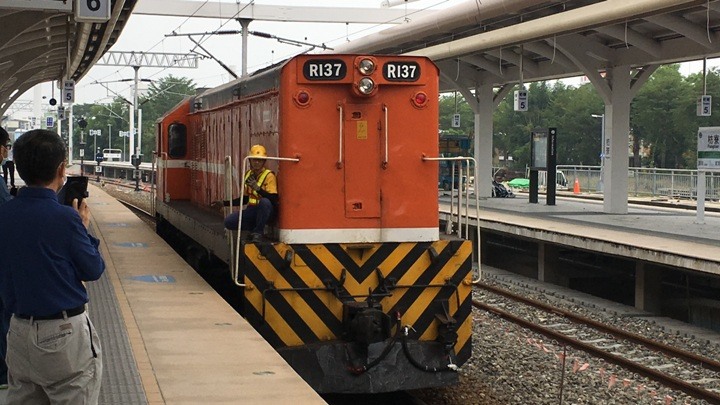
xmin=294 ymin=90 xmax=311 ymax=106
xmin=297 ymin=91 xmax=310 ymax=104
xmin=412 ymin=92 xmax=428 ymax=107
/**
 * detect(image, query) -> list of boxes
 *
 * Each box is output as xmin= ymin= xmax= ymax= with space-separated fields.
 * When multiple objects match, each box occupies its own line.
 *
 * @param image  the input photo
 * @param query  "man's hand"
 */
xmin=73 ymin=198 xmax=91 ymax=229
xmin=245 ymin=176 xmax=260 ymax=191
xmin=210 ymin=200 xmax=224 ymax=209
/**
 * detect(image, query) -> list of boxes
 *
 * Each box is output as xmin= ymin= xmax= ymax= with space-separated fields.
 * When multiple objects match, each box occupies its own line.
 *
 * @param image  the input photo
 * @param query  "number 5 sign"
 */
xmin=62 ymin=80 xmax=75 ymax=104
xmin=75 ymin=0 xmax=111 ymax=22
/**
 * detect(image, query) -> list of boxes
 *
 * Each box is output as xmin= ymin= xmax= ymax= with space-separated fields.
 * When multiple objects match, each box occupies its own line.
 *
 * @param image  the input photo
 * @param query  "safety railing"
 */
xmin=231 ymin=154 xmax=301 ymax=287
xmin=159 ymin=152 xmax=169 ymax=204
xmin=553 ymin=165 xmax=720 ymax=200
xmin=150 ymin=153 xmax=157 ymax=215
xmin=424 ymin=155 xmax=481 ymax=282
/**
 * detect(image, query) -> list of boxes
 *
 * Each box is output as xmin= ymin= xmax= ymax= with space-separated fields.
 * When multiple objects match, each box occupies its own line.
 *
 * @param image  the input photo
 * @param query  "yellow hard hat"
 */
xmin=249 ymin=144 xmax=267 ymax=158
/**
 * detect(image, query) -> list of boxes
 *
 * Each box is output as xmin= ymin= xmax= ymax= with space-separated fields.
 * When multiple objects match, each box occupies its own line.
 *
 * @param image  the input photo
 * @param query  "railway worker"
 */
xmin=213 ymin=144 xmax=278 ymax=242
xmin=0 ymin=127 xmax=13 ymax=390
xmin=0 ymin=129 xmax=105 ymax=404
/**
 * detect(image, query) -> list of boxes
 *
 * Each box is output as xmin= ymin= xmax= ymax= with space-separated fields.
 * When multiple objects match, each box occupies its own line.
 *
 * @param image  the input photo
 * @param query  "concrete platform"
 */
xmin=1 ymin=183 xmax=326 ymax=405
xmin=441 ymin=193 xmax=720 ymax=276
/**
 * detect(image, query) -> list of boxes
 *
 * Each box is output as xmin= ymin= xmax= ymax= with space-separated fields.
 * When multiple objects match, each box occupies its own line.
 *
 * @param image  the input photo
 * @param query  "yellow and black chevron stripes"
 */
xmin=241 ymin=239 xmax=473 ymax=365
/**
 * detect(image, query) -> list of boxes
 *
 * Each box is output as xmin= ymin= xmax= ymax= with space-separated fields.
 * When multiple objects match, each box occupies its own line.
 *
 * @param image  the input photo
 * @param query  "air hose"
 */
xmin=347 ymin=313 xmax=402 ymax=375
xmin=400 ymin=325 xmax=458 ymax=372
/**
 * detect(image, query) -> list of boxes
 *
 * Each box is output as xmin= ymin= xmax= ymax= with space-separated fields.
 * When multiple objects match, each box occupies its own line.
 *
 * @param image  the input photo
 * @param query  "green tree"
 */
xmin=439 ymin=92 xmax=474 ymax=136
xmin=493 ymin=82 xmax=560 ymax=168
xmin=545 ymin=83 xmax=604 ymax=165
xmin=632 ymin=65 xmax=693 ymax=168
xmin=137 ymin=75 xmax=196 ymax=157
xmin=681 ymin=67 xmax=720 ymax=167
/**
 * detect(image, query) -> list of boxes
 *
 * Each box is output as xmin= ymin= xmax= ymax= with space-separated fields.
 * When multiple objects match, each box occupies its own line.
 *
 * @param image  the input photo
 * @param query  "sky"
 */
xmin=11 ymin=0 xmax=454 ymax=117
xmin=8 ymin=0 xmax=720 ymax=121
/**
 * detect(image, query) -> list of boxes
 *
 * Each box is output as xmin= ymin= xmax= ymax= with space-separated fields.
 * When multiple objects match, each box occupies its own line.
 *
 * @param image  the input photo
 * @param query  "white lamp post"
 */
xmin=591 ymin=114 xmax=605 ymax=192
xmin=88 ymin=129 xmax=102 ymax=158
xmin=119 ymin=130 xmax=129 ymax=161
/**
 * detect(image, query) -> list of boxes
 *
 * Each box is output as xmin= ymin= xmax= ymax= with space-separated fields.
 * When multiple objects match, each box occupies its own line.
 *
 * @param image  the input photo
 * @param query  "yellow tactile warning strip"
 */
xmin=86 ymin=184 xmax=326 ymax=405
xmin=90 ymin=222 xmax=162 ymax=405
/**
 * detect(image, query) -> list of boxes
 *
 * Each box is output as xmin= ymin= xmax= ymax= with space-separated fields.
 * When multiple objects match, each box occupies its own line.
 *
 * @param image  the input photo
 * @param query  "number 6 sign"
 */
xmin=75 ymin=0 xmax=111 ymax=22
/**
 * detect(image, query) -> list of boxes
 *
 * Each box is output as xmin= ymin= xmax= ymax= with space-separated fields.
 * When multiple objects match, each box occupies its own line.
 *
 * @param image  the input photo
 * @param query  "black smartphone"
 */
xmin=58 ymin=176 xmax=89 ymax=207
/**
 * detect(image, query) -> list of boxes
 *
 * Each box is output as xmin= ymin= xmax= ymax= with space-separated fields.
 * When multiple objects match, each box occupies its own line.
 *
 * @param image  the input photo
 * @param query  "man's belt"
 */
xmin=16 ymin=305 xmax=86 ymax=320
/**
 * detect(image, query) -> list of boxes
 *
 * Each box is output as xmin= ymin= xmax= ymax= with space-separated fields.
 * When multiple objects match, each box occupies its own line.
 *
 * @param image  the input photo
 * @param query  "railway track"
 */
xmin=100 ymin=178 xmax=156 ymax=228
xmin=117 ymin=199 xmax=155 ymax=228
xmin=473 ymin=282 xmax=720 ymax=403
xmin=102 ymin=178 xmax=720 ymax=402
xmin=323 ymin=390 xmax=429 ymax=405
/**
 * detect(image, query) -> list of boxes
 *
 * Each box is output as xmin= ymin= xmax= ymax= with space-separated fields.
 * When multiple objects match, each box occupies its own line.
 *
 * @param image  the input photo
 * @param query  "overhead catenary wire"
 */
xmin=93 ymin=0 xmax=452 ymax=101
xmin=89 ymin=0 xmax=212 ymax=85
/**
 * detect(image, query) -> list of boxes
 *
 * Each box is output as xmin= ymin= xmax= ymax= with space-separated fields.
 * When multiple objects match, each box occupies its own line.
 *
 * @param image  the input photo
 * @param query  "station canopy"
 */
xmin=2 ymin=0 xmax=720 ymax=115
xmin=332 ymin=0 xmax=720 ymax=93
xmin=0 ymin=0 xmax=138 ymax=115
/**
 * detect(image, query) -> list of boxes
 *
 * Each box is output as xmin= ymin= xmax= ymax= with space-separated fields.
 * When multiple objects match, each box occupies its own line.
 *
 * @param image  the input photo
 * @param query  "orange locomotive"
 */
xmin=154 ymin=54 xmax=473 ymax=393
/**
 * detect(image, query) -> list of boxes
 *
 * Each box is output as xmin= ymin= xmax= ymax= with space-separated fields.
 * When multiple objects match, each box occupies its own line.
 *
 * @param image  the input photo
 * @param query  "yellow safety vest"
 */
xmin=245 ymin=169 xmax=271 ymax=206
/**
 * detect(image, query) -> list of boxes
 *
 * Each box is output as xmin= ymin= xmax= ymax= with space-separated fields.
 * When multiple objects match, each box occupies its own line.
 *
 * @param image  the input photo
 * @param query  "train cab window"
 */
xmin=168 ymin=123 xmax=187 ymax=158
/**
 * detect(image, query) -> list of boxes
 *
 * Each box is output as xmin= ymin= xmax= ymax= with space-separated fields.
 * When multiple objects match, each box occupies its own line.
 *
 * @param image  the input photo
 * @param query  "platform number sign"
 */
xmin=697 ymin=95 xmax=712 ymax=117
xmin=698 ymin=127 xmax=720 ymax=171
xmin=46 ymin=116 xmax=54 ymax=128
xmin=452 ymin=114 xmax=461 ymax=128
xmin=514 ymin=89 xmax=528 ymax=112
xmin=75 ymin=0 xmax=111 ymax=22
xmin=62 ymin=80 xmax=75 ymax=104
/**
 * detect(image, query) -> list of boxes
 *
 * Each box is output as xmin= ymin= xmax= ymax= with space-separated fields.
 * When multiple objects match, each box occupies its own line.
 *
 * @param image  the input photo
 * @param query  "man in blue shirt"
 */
xmin=0 ymin=127 xmax=12 ymax=390
xmin=0 ymin=128 xmax=12 ymax=204
xmin=0 ymin=129 xmax=105 ymax=404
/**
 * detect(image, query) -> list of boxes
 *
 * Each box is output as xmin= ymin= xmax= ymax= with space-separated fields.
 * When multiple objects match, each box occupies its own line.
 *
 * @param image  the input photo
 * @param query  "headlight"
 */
xmin=358 ymin=58 xmax=375 ymax=75
xmin=357 ymin=78 xmax=375 ymax=95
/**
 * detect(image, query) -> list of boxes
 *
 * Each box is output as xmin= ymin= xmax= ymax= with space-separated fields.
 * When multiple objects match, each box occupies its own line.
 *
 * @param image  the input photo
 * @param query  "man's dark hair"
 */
xmin=14 ymin=129 xmax=66 ymax=186
xmin=0 ymin=127 xmax=9 ymax=146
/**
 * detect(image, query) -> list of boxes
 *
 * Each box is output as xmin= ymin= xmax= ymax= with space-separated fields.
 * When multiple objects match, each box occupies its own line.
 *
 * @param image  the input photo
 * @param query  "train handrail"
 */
xmin=422 ymin=155 xmax=482 ymax=283
xmin=159 ymin=152 xmax=168 ymax=203
xmin=150 ymin=153 xmax=157 ymax=215
xmin=382 ymin=104 xmax=389 ymax=168
xmin=232 ymin=155 xmax=301 ymax=288
xmin=223 ymin=156 xmax=243 ymax=287
xmin=337 ymin=104 xmax=343 ymax=169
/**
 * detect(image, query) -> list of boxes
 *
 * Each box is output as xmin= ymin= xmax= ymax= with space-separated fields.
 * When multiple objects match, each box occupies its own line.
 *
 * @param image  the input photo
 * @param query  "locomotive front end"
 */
xmin=240 ymin=55 xmax=474 ymax=393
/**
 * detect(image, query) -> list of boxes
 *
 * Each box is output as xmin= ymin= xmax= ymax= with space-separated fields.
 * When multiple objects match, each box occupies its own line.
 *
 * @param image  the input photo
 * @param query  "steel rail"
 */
xmin=472 ymin=294 xmax=720 ymax=403
xmin=473 ymin=299 xmax=720 ymax=403
xmin=475 ymin=281 xmax=720 ymax=373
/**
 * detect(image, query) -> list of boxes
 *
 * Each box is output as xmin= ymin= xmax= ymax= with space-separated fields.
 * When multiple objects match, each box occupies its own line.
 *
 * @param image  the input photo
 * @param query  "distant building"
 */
xmin=2 ymin=118 xmax=31 ymax=134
